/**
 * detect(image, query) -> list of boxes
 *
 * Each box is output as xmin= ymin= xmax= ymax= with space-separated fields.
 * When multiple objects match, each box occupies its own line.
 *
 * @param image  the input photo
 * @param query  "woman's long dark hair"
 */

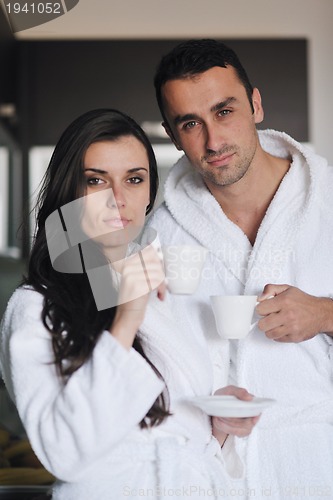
xmin=25 ymin=109 xmax=169 ymax=427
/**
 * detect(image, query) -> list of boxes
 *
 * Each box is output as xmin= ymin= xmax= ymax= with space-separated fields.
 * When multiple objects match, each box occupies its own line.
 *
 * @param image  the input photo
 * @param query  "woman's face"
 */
xmin=80 ymin=136 xmax=150 ymax=253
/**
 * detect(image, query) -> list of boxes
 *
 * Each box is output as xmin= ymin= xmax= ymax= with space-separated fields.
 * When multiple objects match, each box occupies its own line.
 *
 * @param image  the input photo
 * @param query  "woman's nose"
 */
xmin=106 ymin=186 xmax=125 ymax=209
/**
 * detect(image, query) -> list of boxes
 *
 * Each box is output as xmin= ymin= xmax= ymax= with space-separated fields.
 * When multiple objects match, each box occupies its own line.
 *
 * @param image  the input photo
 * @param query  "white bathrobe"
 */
xmin=143 ymin=129 xmax=333 ymax=498
xmin=0 ymin=287 xmax=244 ymax=500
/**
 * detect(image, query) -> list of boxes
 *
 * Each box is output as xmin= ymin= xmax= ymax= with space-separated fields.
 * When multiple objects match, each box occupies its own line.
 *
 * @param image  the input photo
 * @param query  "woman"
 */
xmin=0 ymin=109 xmax=257 ymax=499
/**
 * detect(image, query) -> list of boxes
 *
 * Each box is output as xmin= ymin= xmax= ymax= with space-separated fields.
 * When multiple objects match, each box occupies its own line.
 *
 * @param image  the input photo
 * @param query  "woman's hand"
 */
xmin=211 ymin=386 xmax=260 ymax=447
xmin=110 ymin=245 xmax=166 ymax=349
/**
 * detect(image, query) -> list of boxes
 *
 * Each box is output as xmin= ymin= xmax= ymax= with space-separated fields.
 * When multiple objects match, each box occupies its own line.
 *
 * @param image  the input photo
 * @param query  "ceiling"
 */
xmin=5 ymin=0 xmax=184 ymax=40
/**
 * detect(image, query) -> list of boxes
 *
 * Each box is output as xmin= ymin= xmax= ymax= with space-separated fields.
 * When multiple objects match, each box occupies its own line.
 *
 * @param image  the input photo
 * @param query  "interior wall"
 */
xmin=16 ymin=0 xmax=333 ymax=164
xmin=19 ymin=39 xmax=308 ymax=147
xmin=0 ymin=6 xmax=17 ymax=119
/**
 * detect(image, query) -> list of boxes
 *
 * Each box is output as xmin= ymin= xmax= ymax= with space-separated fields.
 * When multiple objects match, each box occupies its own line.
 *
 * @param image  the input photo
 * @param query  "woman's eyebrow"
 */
xmin=127 ymin=167 xmax=149 ymax=173
xmin=84 ymin=167 xmax=148 ymax=173
xmin=84 ymin=168 xmax=107 ymax=174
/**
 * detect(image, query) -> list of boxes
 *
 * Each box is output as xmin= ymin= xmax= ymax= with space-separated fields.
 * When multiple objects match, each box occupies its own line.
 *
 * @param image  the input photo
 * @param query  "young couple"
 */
xmin=2 ymin=39 xmax=333 ymax=499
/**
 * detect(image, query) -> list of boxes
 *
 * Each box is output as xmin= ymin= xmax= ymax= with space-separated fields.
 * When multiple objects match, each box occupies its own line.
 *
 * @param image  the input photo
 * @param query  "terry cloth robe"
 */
xmin=143 ymin=129 xmax=333 ymax=498
xmin=0 ymin=287 xmax=244 ymax=500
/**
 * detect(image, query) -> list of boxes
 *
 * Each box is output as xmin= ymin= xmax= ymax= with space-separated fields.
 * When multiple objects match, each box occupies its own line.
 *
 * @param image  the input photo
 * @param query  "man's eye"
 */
xmin=183 ymin=121 xmax=197 ymax=130
xmin=218 ymin=109 xmax=231 ymax=116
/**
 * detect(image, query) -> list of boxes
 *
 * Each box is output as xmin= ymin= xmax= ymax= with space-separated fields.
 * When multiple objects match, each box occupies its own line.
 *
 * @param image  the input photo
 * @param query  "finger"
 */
xmin=157 ymin=281 xmax=167 ymax=301
xmin=273 ymin=332 xmax=301 ymax=343
xmin=145 ymin=267 xmax=166 ymax=292
xmin=138 ymin=251 xmax=153 ymax=291
xmin=214 ymin=386 xmax=254 ymax=401
xmin=265 ymin=325 xmax=294 ymax=342
xmin=138 ymin=252 xmax=166 ymax=290
xmin=257 ymin=312 xmax=283 ymax=332
xmin=141 ymin=242 xmax=164 ymax=264
xmin=256 ymin=295 xmax=281 ymax=316
xmin=258 ymin=284 xmax=290 ymax=301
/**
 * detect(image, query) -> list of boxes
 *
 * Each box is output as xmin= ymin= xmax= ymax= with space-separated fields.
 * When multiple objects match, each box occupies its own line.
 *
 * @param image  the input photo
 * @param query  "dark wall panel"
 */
xmin=0 ymin=7 xmax=17 ymax=115
xmin=19 ymin=39 xmax=308 ymax=146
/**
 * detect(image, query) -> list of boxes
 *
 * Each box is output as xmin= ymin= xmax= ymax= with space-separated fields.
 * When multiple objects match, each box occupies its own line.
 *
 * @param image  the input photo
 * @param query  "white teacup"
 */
xmin=210 ymin=295 xmax=258 ymax=339
xmin=162 ymin=245 xmax=208 ymax=295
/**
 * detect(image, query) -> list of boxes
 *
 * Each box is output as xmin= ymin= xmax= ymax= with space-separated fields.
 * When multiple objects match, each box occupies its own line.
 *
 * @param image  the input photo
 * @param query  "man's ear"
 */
xmin=162 ymin=122 xmax=182 ymax=151
xmin=252 ymin=88 xmax=264 ymax=124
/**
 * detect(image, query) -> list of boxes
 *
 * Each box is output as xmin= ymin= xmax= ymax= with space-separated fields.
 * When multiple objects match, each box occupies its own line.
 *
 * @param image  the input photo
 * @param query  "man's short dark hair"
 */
xmin=154 ymin=39 xmax=254 ymax=121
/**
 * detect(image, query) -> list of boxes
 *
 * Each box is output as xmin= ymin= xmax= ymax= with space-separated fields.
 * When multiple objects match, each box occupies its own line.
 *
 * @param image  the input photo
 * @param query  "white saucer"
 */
xmin=187 ymin=395 xmax=276 ymax=417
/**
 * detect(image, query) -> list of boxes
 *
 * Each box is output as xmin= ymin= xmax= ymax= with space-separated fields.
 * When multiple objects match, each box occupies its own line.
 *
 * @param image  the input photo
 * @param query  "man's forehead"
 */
xmin=162 ymin=66 xmax=239 ymax=99
xmin=161 ymin=66 xmax=240 ymax=118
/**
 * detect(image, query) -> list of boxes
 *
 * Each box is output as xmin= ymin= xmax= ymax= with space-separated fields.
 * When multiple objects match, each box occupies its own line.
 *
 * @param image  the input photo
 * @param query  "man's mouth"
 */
xmin=206 ymin=152 xmax=235 ymax=167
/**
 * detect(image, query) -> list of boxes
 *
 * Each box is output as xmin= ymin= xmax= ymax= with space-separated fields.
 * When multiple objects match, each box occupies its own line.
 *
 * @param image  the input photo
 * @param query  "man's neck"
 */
xmin=207 ymin=151 xmax=291 ymax=246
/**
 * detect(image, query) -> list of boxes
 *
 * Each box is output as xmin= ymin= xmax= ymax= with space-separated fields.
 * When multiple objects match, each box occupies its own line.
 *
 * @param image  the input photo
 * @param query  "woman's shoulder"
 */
xmin=9 ymin=285 xmax=43 ymax=303
xmin=2 ymin=286 xmax=44 ymax=327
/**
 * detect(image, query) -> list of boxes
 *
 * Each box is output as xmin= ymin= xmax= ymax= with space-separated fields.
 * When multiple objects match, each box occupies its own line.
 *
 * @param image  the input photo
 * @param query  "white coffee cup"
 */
xmin=210 ymin=295 xmax=258 ymax=339
xmin=162 ymin=245 xmax=208 ymax=295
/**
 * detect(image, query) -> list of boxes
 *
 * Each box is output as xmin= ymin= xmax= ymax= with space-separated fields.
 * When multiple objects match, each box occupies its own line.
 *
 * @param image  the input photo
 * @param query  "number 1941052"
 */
xmin=5 ymin=2 xmax=62 ymax=14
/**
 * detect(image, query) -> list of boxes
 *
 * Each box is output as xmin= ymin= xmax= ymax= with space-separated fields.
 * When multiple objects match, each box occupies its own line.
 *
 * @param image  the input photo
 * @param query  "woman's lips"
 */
xmin=103 ymin=218 xmax=130 ymax=228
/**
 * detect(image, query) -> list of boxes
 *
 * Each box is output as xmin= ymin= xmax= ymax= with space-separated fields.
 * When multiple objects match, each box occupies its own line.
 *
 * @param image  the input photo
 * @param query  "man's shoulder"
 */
xmin=146 ymin=203 xmax=173 ymax=227
xmin=319 ymin=164 xmax=333 ymax=206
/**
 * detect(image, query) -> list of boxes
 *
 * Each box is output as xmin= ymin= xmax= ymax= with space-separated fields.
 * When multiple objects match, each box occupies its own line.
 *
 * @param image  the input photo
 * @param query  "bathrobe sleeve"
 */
xmin=0 ymin=288 xmax=164 ymax=481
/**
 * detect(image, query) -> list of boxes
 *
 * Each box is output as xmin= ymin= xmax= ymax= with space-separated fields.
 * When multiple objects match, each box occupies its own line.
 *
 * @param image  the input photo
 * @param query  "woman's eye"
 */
xmin=87 ymin=177 xmax=103 ymax=186
xmin=127 ymin=177 xmax=143 ymax=184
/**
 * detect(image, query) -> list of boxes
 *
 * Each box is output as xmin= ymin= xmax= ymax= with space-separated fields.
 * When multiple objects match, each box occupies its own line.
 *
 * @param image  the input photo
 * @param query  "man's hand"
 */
xmin=257 ymin=284 xmax=333 ymax=342
xmin=211 ymin=386 xmax=260 ymax=447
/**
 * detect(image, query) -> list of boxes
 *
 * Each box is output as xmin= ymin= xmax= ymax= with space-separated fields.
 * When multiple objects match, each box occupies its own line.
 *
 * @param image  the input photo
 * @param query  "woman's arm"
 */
xmin=0 ymin=288 xmax=164 ymax=481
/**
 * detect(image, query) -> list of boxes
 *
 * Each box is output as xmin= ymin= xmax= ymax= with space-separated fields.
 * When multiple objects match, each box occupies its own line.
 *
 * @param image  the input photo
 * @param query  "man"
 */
xmin=143 ymin=39 xmax=333 ymax=498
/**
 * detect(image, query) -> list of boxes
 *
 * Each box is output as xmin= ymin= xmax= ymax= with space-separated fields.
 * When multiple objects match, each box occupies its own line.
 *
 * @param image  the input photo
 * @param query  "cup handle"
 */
xmin=250 ymin=320 xmax=257 ymax=331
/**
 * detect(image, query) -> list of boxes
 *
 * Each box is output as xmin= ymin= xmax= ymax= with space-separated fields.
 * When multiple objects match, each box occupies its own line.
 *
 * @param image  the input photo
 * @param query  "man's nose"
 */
xmin=205 ymin=122 xmax=223 ymax=153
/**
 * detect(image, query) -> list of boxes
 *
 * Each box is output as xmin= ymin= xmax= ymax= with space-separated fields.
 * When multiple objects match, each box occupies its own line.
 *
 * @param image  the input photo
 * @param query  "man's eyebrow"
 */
xmin=173 ymin=113 xmax=200 ymax=126
xmin=211 ymin=97 xmax=237 ymax=113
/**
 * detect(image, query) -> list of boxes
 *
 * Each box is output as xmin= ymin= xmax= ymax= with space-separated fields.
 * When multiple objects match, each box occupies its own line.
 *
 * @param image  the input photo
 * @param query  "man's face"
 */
xmin=161 ymin=66 xmax=264 ymax=189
